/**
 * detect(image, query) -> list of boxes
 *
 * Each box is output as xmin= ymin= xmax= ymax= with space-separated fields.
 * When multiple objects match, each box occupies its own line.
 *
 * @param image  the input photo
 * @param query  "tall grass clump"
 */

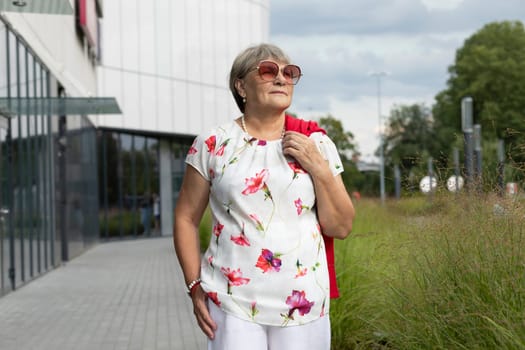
xmin=330 ymin=198 xmax=421 ymax=349
xmin=382 ymin=194 xmax=525 ymax=349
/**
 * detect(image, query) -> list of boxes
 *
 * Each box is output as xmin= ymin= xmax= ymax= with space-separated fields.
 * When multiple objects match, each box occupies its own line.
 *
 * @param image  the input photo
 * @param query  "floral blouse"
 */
xmin=185 ymin=120 xmax=344 ymax=327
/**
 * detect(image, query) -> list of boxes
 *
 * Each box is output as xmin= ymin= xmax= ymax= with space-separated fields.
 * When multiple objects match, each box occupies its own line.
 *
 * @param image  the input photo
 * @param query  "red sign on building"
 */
xmin=78 ymin=0 xmax=98 ymax=49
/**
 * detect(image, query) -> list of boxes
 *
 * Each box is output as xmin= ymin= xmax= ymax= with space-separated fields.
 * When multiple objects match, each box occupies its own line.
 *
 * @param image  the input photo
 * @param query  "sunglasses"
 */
xmin=248 ymin=60 xmax=302 ymax=85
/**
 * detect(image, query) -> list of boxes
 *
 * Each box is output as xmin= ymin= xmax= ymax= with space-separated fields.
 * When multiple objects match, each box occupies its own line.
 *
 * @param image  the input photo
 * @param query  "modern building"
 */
xmin=0 ymin=0 xmax=269 ymax=295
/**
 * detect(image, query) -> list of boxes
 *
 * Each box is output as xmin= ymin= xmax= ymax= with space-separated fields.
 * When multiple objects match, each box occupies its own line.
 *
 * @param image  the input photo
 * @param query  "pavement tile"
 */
xmin=0 ymin=237 xmax=207 ymax=350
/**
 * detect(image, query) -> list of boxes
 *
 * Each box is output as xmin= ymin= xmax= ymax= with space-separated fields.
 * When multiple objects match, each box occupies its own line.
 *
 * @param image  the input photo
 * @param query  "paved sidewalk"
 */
xmin=0 ymin=237 xmax=207 ymax=350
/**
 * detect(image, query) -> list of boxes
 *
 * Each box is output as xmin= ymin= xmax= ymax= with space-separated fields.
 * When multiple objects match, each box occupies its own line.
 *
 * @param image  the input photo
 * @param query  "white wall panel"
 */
xmin=98 ymin=0 xmax=269 ymax=135
xmin=213 ymin=0 xmax=228 ymax=88
xmin=200 ymin=2 xmax=214 ymax=87
xmin=156 ymin=0 xmax=172 ymax=77
xmin=172 ymin=81 xmax=188 ymax=133
xmin=121 ymin=1 xmax=139 ymax=72
xmin=201 ymin=85 xmax=215 ymax=128
xmin=122 ymin=72 xmax=140 ymax=129
xmin=187 ymin=84 xmax=202 ymax=132
xmin=138 ymin=0 xmax=156 ymax=75
xmin=185 ymin=1 xmax=201 ymax=84
xmin=101 ymin=0 xmax=121 ymax=68
xmin=157 ymin=78 xmax=172 ymax=132
xmin=139 ymin=75 xmax=157 ymax=129
xmin=170 ymin=0 xmax=186 ymax=80
xmin=98 ymin=68 xmax=123 ymax=127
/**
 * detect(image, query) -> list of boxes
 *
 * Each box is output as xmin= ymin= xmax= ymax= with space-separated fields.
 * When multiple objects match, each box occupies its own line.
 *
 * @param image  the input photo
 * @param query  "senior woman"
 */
xmin=173 ymin=43 xmax=355 ymax=350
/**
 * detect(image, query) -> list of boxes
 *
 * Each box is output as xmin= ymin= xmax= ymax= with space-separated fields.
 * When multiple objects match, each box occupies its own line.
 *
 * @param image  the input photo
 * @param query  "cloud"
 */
xmin=271 ymin=0 xmax=524 ymax=35
xmin=270 ymin=0 xmax=525 ymax=157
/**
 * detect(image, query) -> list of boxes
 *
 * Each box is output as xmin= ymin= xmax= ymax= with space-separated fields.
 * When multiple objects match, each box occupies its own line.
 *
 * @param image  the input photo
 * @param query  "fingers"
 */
xmin=282 ymin=132 xmax=319 ymax=162
xmin=192 ymin=287 xmax=217 ymax=340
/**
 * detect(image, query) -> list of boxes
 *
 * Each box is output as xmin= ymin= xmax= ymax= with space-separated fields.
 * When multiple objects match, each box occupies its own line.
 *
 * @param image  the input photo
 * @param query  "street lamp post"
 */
xmin=370 ymin=71 xmax=387 ymax=205
xmin=461 ymin=97 xmax=474 ymax=191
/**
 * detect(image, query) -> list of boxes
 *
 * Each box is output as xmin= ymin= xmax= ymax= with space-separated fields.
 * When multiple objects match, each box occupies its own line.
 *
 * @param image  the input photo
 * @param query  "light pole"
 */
xmin=461 ymin=97 xmax=474 ymax=191
xmin=370 ymin=71 xmax=387 ymax=205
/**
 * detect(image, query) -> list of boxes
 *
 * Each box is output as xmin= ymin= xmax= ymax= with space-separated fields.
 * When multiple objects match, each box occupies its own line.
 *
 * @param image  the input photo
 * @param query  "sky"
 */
xmin=269 ymin=0 xmax=525 ymax=162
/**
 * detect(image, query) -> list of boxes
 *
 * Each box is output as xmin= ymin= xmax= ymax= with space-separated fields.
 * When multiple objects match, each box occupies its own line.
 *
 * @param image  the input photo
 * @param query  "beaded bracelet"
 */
xmin=187 ymin=278 xmax=201 ymax=297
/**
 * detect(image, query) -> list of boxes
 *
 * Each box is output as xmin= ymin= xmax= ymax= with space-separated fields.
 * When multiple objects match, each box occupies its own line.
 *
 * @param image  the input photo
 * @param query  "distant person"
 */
xmin=140 ymin=193 xmax=152 ymax=235
xmin=153 ymin=193 xmax=160 ymax=234
xmin=173 ymin=43 xmax=355 ymax=350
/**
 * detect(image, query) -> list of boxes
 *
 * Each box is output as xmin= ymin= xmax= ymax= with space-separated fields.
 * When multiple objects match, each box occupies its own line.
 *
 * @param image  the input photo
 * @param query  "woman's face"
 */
xmin=237 ymin=59 xmax=297 ymax=113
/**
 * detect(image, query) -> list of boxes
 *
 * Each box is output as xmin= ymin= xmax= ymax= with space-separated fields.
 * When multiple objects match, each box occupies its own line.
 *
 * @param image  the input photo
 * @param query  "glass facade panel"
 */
xmin=0 ymin=23 xmax=7 ymax=97
xmin=97 ymin=130 xmax=192 ymax=239
xmin=0 ymin=18 xmax=98 ymax=294
xmin=0 ymin=121 xmax=9 ymax=294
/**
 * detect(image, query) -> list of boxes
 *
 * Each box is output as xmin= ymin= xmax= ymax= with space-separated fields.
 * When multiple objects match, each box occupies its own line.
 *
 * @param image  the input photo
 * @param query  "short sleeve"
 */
xmin=185 ymin=134 xmax=212 ymax=181
xmin=310 ymin=132 xmax=344 ymax=176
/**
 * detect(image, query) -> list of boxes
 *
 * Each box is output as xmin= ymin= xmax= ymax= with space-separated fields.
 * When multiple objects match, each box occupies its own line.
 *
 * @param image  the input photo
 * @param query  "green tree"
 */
xmin=317 ymin=115 xmax=365 ymax=192
xmin=318 ymin=115 xmax=357 ymax=156
xmin=382 ymin=104 xmax=433 ymax=171
xmin=433 ymin=20 xmax=525 ymax=179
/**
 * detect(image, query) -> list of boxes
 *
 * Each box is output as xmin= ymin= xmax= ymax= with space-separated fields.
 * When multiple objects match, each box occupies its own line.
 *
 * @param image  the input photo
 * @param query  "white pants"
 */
xmin=207 ymin=302 xmax=331 ymax=350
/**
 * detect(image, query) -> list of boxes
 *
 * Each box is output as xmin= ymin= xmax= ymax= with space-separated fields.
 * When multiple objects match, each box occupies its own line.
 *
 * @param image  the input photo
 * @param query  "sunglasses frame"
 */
xmin=247 ymin=60 xmax=302 ymax=85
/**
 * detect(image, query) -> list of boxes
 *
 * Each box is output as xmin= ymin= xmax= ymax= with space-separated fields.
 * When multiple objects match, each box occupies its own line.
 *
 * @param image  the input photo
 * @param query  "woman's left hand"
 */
xmin=282 ymin=131 xmax=328 ymax=176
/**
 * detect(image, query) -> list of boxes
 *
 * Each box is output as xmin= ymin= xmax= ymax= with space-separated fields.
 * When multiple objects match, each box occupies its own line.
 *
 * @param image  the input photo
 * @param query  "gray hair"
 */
xmin=229 ymin=43 xmax=291 ymax=113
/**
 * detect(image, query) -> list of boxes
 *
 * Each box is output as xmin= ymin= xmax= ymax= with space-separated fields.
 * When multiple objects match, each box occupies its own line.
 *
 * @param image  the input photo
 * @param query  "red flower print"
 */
xmin=294 ymin=198 xmax=310 ymax=215
xmin=230 ymin=224 xmax=251 ymax=246
xmin=242 ymin=169 xmax=269 ymax=195
xmin=255 ymin=249 xmax=282 ymax=273
xmin=209 ymin=168 xmax=215 ymax=180
xmin=187 ymin=139 xmax=198 ymax=155
xmin=205 ymin=135 xmax=216 ymax=153
xmin=295 ymin=268 xmax=307 ymax=278
xmin=295 ymin=259 xmax=307 ymax=278
xmin=213 ymin=222 xmax=224 ymax=244
xmin=250 ymin=301 xmax=259 ymax=319
xmin=288 ymin=160 xmax=307 ymax=179
xmin=208 ymin=292 xmax=221 ymax=306
xmin=208 ymin=255 xmax=214 ymax=267
xmin=286 ymin=290 xmax=314 ymax=319
xmin=215 ymin=139 xmax=230 ymax=156
xmin=221 ymin=267 xmax=250 ymax=294
xmin=249 ymin=214 xmax=264 ymax=232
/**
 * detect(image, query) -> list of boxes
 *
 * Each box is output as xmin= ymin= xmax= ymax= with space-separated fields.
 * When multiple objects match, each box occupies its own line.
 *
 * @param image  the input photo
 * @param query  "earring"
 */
xmin=242 ymin=97 xmax=246 ymax=104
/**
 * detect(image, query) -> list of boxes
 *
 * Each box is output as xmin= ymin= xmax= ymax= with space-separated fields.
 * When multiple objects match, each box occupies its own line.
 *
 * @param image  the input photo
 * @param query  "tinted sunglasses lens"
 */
xmin=258 ymin=62 xmax=279 ymax=81
xmin=283 ymin=65 xmax=301 ymax=84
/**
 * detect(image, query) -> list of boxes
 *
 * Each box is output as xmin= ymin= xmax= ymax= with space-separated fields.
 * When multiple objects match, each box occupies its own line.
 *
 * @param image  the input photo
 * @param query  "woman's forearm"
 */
xmin=312 ymin=171 xmax=355 ymax=239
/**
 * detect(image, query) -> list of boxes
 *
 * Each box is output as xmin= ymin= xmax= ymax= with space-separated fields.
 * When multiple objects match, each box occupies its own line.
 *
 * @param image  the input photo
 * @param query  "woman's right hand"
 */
xmin=191 ymin=286 xmax=217 ymax=340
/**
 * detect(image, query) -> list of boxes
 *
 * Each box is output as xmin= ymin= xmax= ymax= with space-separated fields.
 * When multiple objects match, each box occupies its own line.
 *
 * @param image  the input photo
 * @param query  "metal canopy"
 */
xmin=0 ymin=0 xmax=73 ymax=15
xmin=0 ymin=97 xmax=121 ymax=117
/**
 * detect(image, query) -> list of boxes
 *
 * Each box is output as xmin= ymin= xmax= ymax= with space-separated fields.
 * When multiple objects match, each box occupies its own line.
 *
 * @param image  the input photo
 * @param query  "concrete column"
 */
xmin=159 ymin=140 xmax=173 ymax=237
